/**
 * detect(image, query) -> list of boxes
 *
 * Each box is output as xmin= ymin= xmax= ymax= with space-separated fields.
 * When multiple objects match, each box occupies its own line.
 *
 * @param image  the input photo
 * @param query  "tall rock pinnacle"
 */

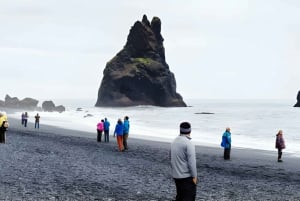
xmin=95 ymin=15 xmax=186 ymax=107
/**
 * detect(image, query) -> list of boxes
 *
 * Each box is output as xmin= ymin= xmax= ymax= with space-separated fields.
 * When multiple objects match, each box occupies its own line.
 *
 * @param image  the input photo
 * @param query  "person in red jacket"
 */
xmin=275 ymin=130 xmax=286 ymax=162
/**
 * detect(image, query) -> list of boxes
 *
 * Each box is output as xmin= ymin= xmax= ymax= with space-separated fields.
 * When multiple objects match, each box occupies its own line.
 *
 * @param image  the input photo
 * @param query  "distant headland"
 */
xmin=0 ymin=94 xmax=65 ymax=112
xmin=95 ymin=15 xmax=186 ymax=107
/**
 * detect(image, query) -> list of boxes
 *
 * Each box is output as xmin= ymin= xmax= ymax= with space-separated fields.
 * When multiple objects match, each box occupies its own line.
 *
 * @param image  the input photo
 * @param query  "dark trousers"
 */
xmin=97 ymin=130 xmax=103 ymax=142
xmin=24 ymin=119 xmax=27 ymax=127
xmin=104 ymin=130 xmax=109 ymax=142
xmin=0 ymin=130 xmax=6 ymax=143
xmin=174 ymin=177 xmax=196 ymax=201
xmin=277 ymin=148 xmax=282 ymax=160
xmin=123 ymin=133 xmax=128 ymax=149
xmin=224 ymin=148 xmax=231 ymax=160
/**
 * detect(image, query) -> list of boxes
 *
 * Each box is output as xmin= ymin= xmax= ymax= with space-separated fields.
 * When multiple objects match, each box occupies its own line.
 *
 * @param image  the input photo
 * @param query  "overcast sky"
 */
xmin=1 ymin=0 xmax=300 ymax=102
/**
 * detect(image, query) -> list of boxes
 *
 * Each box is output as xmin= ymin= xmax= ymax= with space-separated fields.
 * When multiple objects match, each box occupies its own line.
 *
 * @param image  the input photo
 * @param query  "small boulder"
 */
xmin=76 ymin=107 xmax=83 ymax=111
xmin=83 ymin=114 xmax=93 ymax=118
xmin=55 ymin=105 xmax=66 ymax=113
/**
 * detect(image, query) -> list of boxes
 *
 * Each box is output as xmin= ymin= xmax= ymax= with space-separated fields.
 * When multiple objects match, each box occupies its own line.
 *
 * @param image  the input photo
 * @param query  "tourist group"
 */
xmin=96 ymin=116 xmax=130 ymax=152
xmin=20 ymin=112 xmax=41 ymax=129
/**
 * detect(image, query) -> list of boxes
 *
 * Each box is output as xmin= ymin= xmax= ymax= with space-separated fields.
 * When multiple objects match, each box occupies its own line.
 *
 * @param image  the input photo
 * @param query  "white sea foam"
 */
xmin=10 ymin=99 xmax=300 ymax=157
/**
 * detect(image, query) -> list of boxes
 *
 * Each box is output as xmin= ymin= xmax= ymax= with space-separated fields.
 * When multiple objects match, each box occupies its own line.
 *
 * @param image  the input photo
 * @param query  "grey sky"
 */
xmin=1 ymin=0 xmax=299 ymax=102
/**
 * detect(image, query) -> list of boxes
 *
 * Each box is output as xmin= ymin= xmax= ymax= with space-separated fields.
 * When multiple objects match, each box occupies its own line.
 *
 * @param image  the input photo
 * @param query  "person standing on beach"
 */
xmin=103 ymin=118 xmax=110 ymax=142
xmin=34 ymin=113 xmax=40 ymax=129
xmin=96 ymin=119 xmax=104 ymax=142
xmin=24 ymin=112 xmax=28 ymax=127
xmin=0 ymin=112 xmax=8 ymax=143
xmin=123 ymin=116 xmax=130 ymax=150
xmin=21 ymin=113 xmax=25 ymax=125
xmin=221 ymin=127 xmax=232 ymax=160
xmin=275 ymin=130 xmax=286 ymax=162
xmin=171 ymin=122 xmax=197 ymax=201
xmin=114 ymin=119 xmax=124 ymax=152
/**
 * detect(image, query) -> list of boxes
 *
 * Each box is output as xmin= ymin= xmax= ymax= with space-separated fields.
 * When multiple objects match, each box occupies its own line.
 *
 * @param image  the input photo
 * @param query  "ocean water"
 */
xmin=10 ymin=99 xmax=300 ymax=157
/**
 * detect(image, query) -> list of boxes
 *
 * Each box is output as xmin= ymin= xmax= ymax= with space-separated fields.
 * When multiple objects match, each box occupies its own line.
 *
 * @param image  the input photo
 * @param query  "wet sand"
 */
xmin=0 ymin=118 xmax=300 ymax=200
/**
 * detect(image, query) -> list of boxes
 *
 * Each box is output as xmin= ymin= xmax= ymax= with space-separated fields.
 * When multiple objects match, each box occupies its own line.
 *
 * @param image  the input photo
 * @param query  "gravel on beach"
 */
xmin=1 ymin=120 xmax=300 ymax=201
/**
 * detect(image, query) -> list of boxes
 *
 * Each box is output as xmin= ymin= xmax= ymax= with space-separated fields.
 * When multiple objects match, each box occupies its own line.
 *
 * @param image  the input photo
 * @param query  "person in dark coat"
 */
xmin=21 ymin=113 xmax=25 ymax=125
xmin=24 ymin=112 xmax=28 ymax=127
xmin=34 ymin=113 xmax=40 ymax=129
xmin=275 ymin=130 xmax=286 ymax=162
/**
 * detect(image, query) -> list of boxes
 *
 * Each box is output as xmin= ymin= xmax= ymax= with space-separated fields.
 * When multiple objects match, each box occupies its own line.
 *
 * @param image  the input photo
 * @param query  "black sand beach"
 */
xmin=1 ymin=118 xmax=300 ymax=200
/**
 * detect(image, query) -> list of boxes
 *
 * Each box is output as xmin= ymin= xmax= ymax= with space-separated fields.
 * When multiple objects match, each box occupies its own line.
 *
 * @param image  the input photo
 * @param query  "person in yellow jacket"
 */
xmin=0 ymin=111 xmax=8 ymax=143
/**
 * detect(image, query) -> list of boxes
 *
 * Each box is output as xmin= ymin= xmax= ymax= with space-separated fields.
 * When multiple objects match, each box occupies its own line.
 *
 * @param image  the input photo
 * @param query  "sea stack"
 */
xmin=95 ymin=15 xmax=186 ymax=107
xmin=294 ymin=91 xmax=300 ymax=107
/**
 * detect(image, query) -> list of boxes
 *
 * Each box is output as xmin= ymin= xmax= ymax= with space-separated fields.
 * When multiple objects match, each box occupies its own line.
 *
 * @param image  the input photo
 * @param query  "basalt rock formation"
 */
xmin=42 ymin=101 xmax=65 ymax=113
xmin=4 ymin=95 xmax=39 ymax=110
xmin=95 ymin=15 xmax=186 ymax=107
xmin=0 ymin=100 xmax=4 ymax=107
xmin=294 ymin=91 xmax=300 ymax=107
xmin=0 ymin=94 xmax=65 ymax=112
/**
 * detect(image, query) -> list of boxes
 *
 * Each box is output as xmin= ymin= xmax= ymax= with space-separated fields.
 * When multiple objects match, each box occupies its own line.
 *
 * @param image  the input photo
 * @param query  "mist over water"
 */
xmin=10 ymin=99 xmax=300 ymax=157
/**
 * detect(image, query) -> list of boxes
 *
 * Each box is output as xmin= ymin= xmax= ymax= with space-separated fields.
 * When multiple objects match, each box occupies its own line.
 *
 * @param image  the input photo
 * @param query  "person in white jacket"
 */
xmin=171 ymin=122 xmax=197 ymax=201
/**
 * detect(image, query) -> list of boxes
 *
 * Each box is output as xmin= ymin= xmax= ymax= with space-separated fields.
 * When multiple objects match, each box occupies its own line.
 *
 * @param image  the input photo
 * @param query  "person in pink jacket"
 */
xmin=96 ymin=119 xmax=104 ymax=142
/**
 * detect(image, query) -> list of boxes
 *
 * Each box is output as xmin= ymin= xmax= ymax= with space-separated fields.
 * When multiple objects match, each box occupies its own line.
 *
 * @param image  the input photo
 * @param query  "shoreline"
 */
xmin=1 ymin=118 xmax=300 ymax=200
xmin=6 ymin=115 xmax=300 ymax=158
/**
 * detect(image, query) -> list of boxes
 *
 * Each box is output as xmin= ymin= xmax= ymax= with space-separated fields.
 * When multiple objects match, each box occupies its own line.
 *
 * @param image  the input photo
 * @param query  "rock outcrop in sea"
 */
xmin=0 ymin=95 xmax=65 ymax=112
xmin=42 ymin=101 xmax=66 ymax=113
xmin=294 ymin=91 xmax=300 ymax=107
xmin=95 ymin=15 xmax=186 ymax=107
xmin=3 ymin=95 xmax=39 ymax=110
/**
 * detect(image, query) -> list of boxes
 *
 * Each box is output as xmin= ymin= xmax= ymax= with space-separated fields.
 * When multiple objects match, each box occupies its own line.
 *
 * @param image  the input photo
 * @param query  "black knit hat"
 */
xmin=180 ymin=122 xmax=191 ymax=134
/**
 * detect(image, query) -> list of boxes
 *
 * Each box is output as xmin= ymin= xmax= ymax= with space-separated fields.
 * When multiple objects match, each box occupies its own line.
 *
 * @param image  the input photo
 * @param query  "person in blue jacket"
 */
xmin=123 ymin=116 xmax=130 ymax=150
xmin=103 ymin=118 xmax=110 ymax=143
xmin=221 ymin=127 xmax=232 ymax=160
xmin=114 ymin=119 xmax=124 ymax=152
